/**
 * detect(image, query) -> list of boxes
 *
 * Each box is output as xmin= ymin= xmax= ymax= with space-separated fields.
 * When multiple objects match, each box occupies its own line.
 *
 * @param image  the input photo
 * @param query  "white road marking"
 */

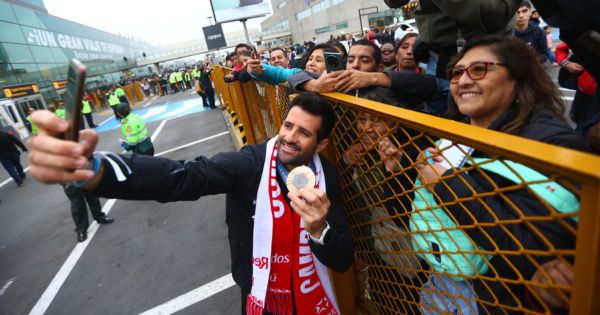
xmin=26 ymin=115 xmax=231 ymax=314
xmin=0 ymin=278 xmax=16 ymax=297
xmin=28 ymin=199 xmax=117 ymax=315
xmin=97 ymin=115 xmax=113 ymax=127
xmin=138 ymin=273 xmax=235 ymax=315
xmin=151 ymin=120 xmax=168 ymax=143
xmin=155 ymin=131 xmax=229 ymax=157
xmin=141 ymin=105 xmax=167 ymax=120
xmin=0 ymin=166 xmax=30 ymax=188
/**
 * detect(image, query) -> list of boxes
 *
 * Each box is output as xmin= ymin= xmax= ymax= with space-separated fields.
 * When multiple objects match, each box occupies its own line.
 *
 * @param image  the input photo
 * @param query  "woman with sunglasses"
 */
xmin=411 ymin=35 xmax=589 ymax=314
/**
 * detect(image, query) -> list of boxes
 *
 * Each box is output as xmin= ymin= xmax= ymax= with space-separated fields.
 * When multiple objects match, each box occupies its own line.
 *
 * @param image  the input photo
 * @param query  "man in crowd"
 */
xmin=269 ymin=47 xmax=290 ymax=68
xmin=291 ymin=39 xmax=436 ymax=107
xmin=27 ymin=92 xmax=354 ymax=315
xmin=0 ymin=129 xmax=27 ymax=187
xmin=513 ymin=1 xmax=548 ymax=63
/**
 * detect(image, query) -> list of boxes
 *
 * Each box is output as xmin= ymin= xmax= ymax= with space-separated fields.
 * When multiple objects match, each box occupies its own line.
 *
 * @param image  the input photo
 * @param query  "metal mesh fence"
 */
xmin=210 ymin=66 xmax=600 ymax=315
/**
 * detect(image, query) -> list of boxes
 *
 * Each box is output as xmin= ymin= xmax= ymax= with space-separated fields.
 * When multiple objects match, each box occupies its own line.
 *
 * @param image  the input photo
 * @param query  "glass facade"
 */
xmin=0 ymin=0 xmax=164 ymax=102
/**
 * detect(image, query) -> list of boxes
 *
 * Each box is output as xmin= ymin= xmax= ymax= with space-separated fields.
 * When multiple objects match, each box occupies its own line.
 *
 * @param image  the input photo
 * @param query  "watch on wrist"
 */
xmin=308 ymin=222 xmax=331 ymax=245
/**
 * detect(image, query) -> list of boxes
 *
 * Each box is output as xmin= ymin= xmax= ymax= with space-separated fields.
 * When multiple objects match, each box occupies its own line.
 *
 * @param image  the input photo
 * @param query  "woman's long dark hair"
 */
xmin=446 ymin=35 xmax=565 ymax=135
xmin=300 ymin=43 xmax=338 ymax=70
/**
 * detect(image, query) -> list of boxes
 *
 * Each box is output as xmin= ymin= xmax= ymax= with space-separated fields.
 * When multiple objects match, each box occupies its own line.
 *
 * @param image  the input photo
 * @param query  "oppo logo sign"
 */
xmin=208 ymin=34 xmax=222 ymax=40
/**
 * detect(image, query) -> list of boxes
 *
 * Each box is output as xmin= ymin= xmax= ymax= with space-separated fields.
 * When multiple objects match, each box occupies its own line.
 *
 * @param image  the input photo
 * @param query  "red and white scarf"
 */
xmin=246 ymin=137 xmax=340 ymax=315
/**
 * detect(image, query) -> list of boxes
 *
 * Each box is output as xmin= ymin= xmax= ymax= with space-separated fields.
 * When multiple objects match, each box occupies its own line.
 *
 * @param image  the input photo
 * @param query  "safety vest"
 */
xmin=175 ymin=72 xmax=183 ymax=82
xmin=115 ymin=88 xmax=126 ymax=98
xmin=107 ymin=92 xmax=120 ymax=106
xmin=26 ymin=115 xmax=38 ymax=135
xmin=169 ymin=72 xmax=177 ymax=84
xmin=121 ymin=113 xmax=148 ymax=145
xmin=192 ymin=69 xmax=201 ymax=78
xmin=82 ymin=99 xmax=92 ymax=114
xmin=410 ymin=157 xmax=580 ymax=280
xmin=184 ymin=72 xmax=191 ymax=81
xmin=55 ymin=108 xmax=65 ymax=119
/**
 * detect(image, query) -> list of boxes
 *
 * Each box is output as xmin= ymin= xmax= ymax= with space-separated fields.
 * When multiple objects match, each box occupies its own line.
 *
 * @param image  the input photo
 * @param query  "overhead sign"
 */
xmin=203 ymin=24 xmax=227 ymax=50
xmin=210 ymin=0 xmax=271 ymax=24
xmin=2 ymin=83 xmax=40 ymax=98
xmin=53 ymin=80 xmax=68 ymax=90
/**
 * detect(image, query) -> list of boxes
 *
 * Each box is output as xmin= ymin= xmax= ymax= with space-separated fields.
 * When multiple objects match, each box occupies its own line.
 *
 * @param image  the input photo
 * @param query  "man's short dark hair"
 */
xmin=235 ymin=43 xmax=253 ymax=55
xmin=350 ymin=39 xmax=382 ymax=66
xmin=519 ymin=1 xmax=532 ymax=9
xmin=289 ymin=92 xmax=335 ymax=142
xmin=270 ymin=46 xmax=287 ymax=55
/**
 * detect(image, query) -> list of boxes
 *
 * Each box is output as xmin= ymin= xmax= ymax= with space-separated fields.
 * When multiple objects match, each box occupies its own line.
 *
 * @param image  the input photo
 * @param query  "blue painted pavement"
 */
xmin=96 ymin=97 xmax=211 ymax=132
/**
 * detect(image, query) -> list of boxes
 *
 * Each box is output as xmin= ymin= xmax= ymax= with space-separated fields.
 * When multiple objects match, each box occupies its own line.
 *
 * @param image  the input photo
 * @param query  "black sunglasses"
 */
xmin=446 ymin=62 xmax=505 ymax=83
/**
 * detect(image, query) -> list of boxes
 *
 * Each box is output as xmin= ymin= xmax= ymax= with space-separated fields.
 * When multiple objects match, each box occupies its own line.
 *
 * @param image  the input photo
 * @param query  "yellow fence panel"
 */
xmin=210 ymin=66 xmax=600 ymax=315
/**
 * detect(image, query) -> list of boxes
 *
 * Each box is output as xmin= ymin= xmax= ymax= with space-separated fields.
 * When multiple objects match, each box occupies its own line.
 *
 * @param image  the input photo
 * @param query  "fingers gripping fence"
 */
xmin=211 ymin=67 xmax=600 ymax=315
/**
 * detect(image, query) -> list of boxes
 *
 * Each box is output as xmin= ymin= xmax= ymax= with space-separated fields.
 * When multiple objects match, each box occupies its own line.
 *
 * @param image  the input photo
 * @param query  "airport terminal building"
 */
xmin=0 ymin=0 xmax=161 ymax=108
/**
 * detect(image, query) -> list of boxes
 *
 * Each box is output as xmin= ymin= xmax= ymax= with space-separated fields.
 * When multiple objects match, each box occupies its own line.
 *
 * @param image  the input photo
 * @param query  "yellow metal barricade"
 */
xmin=211 ymin=66 xmax=600 ymax=315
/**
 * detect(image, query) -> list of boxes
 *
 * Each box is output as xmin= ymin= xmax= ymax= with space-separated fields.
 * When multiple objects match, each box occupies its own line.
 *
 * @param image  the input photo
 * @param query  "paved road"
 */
xmin=0 ymin=91 xmax=242 ymax=315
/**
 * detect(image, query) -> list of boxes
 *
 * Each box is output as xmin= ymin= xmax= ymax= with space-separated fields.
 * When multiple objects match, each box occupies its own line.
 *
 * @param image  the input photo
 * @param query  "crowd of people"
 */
xmin=16 ymin=0 xmax=600 ymax=314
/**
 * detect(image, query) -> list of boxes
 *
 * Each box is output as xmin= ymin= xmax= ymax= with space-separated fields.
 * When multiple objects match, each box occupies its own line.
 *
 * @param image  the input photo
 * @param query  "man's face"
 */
xmin=346 ymin=45 xmax=382 ymax=72
xmin=516 ymin=6 xmax=531 ymax=28
xmin=277 ymin=106 xmax=328 ymax=170
xmin=270 ymin=49 xmax=289 ymax=68
xmin=380 ymin=43 xmax=395 ymax=66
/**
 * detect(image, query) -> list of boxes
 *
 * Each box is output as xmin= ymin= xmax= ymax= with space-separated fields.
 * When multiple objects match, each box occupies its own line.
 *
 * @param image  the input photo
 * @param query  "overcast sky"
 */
xmin=43 ymin=0 xmax=269 ymax=46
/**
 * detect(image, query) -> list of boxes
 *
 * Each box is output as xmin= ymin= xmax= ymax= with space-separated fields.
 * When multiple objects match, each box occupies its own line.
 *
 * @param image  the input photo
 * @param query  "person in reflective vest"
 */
xmin=175 ymin=70 xmax=185 ymax=91
xmin=54 ymin=102 xmax=65 ymax=119
xmin=82 ymin=93 xmax=97 ymax=128
xmin=26 ymin=108 xmax=39 ymax=135
xmin=168 ymin=71 xmax=179 ymax=94
xmin=115 ymin=103 xmax=154 ymax=156
xmin=184 ymin=70 xmax=192 ymax=89
xmin=115 ymin=85 xmax=129 ymax=104
xmin=106 ymin=87 xmax=121 ymax=116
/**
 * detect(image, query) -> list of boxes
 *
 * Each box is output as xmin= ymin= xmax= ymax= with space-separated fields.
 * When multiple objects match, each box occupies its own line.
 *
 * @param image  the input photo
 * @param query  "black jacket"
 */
xmin=0 ymin=132 xmax=27 ymax=158
xmin=92 ymin=141 xmax=354 ymax=297
xmin=434 ymin=108 xmax=588 ymax=313
xmin=513 ymin=21 xmax=548 ymax=63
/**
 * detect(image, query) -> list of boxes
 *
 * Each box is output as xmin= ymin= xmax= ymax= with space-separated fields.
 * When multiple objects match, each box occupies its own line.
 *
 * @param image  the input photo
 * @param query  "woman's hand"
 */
xmin=415 ymin=147 xmax=448 ymax=187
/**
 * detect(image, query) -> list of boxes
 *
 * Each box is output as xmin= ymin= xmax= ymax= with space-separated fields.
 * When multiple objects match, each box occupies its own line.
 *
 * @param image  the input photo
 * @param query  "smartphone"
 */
xmin=324 ymin=52 xmax=344 ymax=73
xmin=437 ymin=139 xmax=474 ymax=169
xmin=63 ymin=59 xmax=87 ymax=141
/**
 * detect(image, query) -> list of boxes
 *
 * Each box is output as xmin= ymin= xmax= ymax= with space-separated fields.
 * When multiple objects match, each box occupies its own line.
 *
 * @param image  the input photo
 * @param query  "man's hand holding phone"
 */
xmin=27 ymin=110 xmax=100 ymax=185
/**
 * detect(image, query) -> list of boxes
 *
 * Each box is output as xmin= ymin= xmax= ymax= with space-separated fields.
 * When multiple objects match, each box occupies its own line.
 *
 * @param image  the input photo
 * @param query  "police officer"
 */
xmin=82 ymin=94 xmax=97 ymax=128
xmin=168 ymin=71 xmax=178 ymax=94
xmin=115 ymin=103 xmax=154 ymax=156
xmin=175 ymin=70 xmax=185 ymax=91
xmin=106 ymin=87 xmax=121 ymax=116
xmin=115 ymin=85 xmax=129 ymax=104
xmin=26 ymin=108 xmax=38 ymax=135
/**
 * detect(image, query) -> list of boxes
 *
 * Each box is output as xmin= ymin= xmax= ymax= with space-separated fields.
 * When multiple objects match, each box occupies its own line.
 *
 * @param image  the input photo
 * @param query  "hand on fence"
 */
xmin=27 ymin=110 xmax=99 ymax=184
xmin=530 ymin=259 xmax=573 ymax=309
xmin=377 ymin=137 xmax=403 ymax=173
xmin=288 ymin=187 xmax=330 ymax=238
xmin=343 ymin=143 xmax=367 ymax=166
xmin=415 ymin=147 xmax=448 ymax=187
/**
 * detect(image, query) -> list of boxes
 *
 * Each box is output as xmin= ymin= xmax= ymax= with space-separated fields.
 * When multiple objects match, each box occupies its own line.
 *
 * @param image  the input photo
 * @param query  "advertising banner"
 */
xmin=203 ymin=24 xmax=227 ymax=50
xmin=210 ymin=0 xmax=271 ymax=24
